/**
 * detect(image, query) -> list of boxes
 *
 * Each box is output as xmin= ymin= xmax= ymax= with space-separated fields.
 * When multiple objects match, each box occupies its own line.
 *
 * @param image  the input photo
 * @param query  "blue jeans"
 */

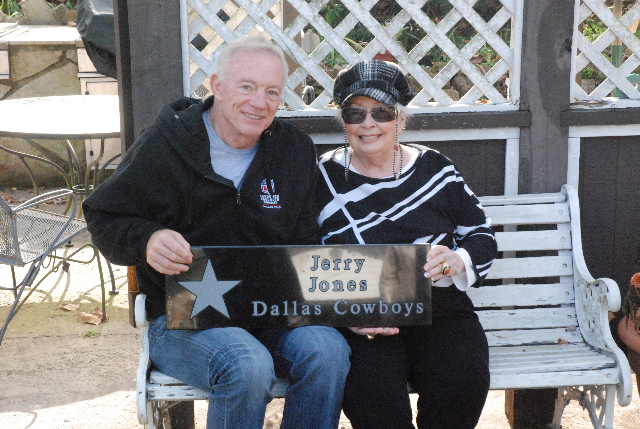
xmin=148 ymin=316 xmax=350 ymax=429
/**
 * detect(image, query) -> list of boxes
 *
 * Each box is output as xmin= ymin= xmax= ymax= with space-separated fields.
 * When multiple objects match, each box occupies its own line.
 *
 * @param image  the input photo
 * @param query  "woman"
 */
xmin=317 ymin=60 xmax=498 ymax=429
xmin=617 ymin=242 xmax=640 ymax=394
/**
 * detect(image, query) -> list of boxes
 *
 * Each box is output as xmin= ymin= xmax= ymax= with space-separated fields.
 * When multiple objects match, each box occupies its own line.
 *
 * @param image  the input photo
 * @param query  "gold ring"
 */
xmin=442 ymin=263 xmax=451 ymax=276
xmin=366 ymin=334 xmax=375 ymax=340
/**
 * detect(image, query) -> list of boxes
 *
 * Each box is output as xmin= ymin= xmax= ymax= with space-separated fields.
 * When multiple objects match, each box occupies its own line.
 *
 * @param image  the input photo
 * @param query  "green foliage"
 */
xmin=343 ymin=37 xmax=364 ymax=52
xmin=315 ymin=0 xmax=512 ymax=63
xmin=81 ymin=329 xmax=99 ymax=337
xmin=1 ymin=0 xmax=23 ymax=17
xmin=47 ymin=1 xmax=76 ymax=11
xmin=323 ymin=49 xmax=347 ymax=68
xmin=581 ymin=66 xmax=605 ymax=81
xmin=1 ymin=0 xmax=76 ymax=16
xmin=395 ymin=25 xmax=423 ymax=52
xmin=582 ymin=16 xmax=607 ymax=42
xmin=320 ymin=2 xmax=345 ymax=27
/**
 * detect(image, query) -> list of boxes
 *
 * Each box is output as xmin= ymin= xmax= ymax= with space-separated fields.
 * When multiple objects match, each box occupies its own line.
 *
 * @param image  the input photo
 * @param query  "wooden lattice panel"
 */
xmin=572 ymin=0 xmax=640 ymax=103
xmin=181 ymin=0 xmax=524 ymax=112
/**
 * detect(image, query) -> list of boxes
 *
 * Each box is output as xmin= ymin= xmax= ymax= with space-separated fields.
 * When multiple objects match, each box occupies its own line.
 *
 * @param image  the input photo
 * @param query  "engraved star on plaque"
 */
xmin=178 ymin=261 xmax=241 ymax=319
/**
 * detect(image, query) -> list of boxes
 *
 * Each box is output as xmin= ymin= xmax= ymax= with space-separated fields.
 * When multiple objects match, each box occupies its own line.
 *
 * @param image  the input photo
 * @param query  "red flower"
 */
xmin=631 ymin=273 xmax=640 ymax=287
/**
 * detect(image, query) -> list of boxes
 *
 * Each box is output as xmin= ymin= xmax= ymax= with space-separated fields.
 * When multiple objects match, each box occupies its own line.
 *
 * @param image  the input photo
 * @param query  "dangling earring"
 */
xmin=343 ymin=129 xmax=351 ymax=183
xmin=392 ymin=121 xmax=403 ymax=180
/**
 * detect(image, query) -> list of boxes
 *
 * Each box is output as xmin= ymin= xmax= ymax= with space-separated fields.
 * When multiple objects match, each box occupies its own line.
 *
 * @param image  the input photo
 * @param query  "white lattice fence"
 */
xmin=572 ymin=0 xmax=640 ymax=104
xmin=180 ymin=0 xmax=523 ymax=113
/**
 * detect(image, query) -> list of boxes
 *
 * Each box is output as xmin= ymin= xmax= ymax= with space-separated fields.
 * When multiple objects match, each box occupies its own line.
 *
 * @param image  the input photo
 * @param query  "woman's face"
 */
xmin=344 ymin=96 xmax=405 ymax=161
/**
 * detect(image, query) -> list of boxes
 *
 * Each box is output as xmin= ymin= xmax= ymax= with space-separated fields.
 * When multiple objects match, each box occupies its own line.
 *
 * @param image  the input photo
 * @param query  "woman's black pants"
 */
xmin=341 ymin=286 xmax=490 ymax=429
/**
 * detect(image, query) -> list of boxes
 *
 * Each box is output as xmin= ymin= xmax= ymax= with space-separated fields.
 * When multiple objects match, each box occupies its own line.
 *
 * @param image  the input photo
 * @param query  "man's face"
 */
xmin=210 ymin=50 xmax=284 ymax=149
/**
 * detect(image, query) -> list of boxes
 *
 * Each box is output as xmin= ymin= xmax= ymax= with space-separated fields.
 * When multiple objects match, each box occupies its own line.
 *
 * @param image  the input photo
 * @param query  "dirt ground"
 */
xmin=1 ymin=189 xmax=639 ymax=429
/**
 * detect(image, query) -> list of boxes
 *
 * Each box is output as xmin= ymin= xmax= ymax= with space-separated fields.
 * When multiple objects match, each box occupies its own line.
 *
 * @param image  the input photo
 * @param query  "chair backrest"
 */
xmin=0 ymin=190 xmax=80 ymax=267
xmin=0 ymin=197 xmax=21 ymax=265
xmin=15 ymin=208 xmax=86 ymax=264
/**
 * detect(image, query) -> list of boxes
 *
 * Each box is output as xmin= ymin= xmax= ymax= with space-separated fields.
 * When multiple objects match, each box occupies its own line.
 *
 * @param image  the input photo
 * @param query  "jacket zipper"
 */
xmin=236 ymin=192 xmax=241 ymax=205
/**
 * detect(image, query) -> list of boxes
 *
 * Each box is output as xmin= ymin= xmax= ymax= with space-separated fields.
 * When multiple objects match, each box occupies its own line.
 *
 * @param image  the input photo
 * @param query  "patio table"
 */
xmin=0 ymin=95 xmax=121 ymax=303
xmin=0 ymin=95 xmax=121 ymax=210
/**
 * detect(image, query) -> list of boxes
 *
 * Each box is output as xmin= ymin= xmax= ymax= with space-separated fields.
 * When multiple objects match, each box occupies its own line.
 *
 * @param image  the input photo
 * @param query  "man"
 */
xmin=83 ymin=36 xmax=350 ymax=429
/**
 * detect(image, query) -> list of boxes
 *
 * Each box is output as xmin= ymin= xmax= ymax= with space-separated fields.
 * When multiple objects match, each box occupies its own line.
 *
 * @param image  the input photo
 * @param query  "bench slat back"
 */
xmin=467 ymin=283 xmax=574 ymax=307
xmin=487 ymin=256 xmax=573 ymax=279
xmin=484 ymin=203 xmax=570 ymax=226
xmin=485 ymin=328 xmax=583 ymax=347
xmin=472 ymin=192 xmax=581 ymax=348
xmin=478 ymin=193 xmax=566 ymax=206
xmin=476 ymin=308 xmax=577 ymax=331
xmin=495 ymin=230 xmax=572 ymax=252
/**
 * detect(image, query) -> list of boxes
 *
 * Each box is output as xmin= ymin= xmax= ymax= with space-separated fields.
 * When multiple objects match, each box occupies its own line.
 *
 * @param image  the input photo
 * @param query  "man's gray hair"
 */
xmin=216 ymin=36 xmax=289 ymax=87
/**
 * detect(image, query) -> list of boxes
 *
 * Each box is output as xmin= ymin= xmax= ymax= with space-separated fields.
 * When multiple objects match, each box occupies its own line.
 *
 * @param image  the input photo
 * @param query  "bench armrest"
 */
xmin=134 ymin=293 xmax=151 ymax=425
xmin=564 ymin=185 xmax=633 ymax=407
xmin=134 ymin=293 xmax=148 ymax=328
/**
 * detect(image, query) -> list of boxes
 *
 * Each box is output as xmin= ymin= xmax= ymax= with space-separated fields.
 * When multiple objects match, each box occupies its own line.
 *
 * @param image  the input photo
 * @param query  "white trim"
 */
xmin=401 ymin=128 xmax=521 ymax=141
xmin=567 ymin=137 xmax=580 ymax=188
xmin=309 ymin=128 xmax=521 ymax=145
xmin=568 ymin=124 xmax=640 ymax=138
xmin=570 ymin=98 xmax=640 ymax=109
xmin=509 ymin=0 xmax=524 ymax=105
xmin=504 ymin=138 xmax=519 ymax=195
xmin=180 ymin=0 xmax=190 ymax=97
xmin=276 ymin=102 xmax=521 ymax=118
xmin=570 ymin=0 xmax=580 ymax=103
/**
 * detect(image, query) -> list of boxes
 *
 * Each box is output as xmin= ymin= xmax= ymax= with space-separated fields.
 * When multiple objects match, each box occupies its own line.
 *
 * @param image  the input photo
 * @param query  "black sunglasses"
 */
xmin=341 ymin=106 xmax=397 ymax=124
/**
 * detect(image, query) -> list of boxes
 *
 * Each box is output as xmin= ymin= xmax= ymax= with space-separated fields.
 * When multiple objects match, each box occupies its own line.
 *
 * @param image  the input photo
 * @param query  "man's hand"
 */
xmin=146 ymin=229 xmax=193 ymax=275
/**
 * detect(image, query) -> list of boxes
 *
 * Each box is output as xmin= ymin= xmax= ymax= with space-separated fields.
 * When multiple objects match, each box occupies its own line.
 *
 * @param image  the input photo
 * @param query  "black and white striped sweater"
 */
xmin=317 ymin=145 xmax=497 ymax=287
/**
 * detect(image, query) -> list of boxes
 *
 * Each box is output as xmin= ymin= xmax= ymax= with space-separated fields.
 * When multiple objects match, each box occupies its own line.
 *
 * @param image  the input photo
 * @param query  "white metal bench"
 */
xmin=133 ymin=184 xmax=632 ymax=429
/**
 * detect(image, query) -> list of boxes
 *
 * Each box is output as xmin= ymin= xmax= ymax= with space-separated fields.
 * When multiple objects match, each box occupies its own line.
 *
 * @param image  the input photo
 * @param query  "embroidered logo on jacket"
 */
xmin=260 ymin=179 xmax=281 ymax=209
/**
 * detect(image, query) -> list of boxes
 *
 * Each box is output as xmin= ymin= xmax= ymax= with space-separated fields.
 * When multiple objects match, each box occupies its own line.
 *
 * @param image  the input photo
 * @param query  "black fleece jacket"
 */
xmin=83 ymin=97 xmax=319 ymax=319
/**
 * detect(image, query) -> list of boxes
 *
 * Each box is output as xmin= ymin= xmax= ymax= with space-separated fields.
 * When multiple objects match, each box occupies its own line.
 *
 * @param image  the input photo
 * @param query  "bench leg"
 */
xmin=145 ymin=402 xmax=158 ymax=429
xmin=551 ymin=387 xmax=575 ymax=429
xmin=603 ymin=385 xmax=615 ymax=429
xmin=551 ymin=385 xmax=616 ymax=429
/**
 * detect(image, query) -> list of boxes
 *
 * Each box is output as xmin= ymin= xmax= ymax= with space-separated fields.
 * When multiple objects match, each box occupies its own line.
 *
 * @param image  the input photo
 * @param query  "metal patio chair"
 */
xmin=0 ymin=189 xmax=110 ymax=346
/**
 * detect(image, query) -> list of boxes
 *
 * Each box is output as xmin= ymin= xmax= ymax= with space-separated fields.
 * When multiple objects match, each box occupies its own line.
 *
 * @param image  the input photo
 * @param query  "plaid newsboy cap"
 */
xmin=333 ymin=60 xmax=413 ymax=107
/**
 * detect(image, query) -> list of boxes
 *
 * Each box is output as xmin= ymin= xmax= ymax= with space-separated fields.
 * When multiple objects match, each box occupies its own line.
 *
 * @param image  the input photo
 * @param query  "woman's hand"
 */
xmin=423 ymin=245 xmax=465 ymax=282
xmin=618 ymin=312 xmax=640 ymax=354
xmin=349 ymin=327 xmax=399 ymax=338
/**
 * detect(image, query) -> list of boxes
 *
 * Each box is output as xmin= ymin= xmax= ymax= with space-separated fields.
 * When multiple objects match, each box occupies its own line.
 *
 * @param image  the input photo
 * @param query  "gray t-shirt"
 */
xmin=202 ymin=110 xmax=258 ymax=190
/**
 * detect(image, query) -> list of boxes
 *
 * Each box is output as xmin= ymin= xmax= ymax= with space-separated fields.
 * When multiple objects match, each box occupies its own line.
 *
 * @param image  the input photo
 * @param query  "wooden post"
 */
xmin=505 ymin=389 xmax=558 ymax=428
xmin=125 ymin=0 xmax=183 ymax=139
xmin=113 ymin=0 xmax=134 ymax=153
xmin=169 ymin=401 xmax=196 ymax=429
xmin=509 ymin=1 xmax=574 ymax=426
xmin=518 ymin=0 xmax=573 ymax=193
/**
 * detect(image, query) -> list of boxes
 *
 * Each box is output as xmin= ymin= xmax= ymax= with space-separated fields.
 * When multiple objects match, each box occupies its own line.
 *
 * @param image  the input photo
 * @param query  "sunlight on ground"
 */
xmin=0 ymin=391 xmax=140 ymax=429
xmin=0 ymin=248 xmax=128 ymax=308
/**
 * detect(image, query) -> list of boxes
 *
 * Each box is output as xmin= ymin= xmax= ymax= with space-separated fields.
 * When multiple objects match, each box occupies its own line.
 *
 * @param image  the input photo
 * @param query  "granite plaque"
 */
xmin=166 ymin=244 xmax=431 ymax=329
